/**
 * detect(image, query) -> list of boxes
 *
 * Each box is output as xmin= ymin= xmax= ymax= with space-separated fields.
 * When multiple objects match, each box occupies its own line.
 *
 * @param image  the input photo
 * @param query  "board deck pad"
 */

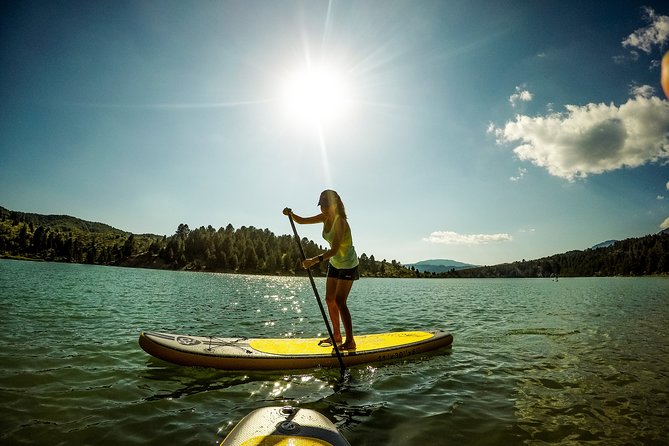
xmin=250 ymin=331 xmax=434 ymax=355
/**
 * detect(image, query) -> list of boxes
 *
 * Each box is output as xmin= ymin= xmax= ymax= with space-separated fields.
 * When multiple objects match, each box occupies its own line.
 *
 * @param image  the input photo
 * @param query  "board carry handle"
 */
xmin=287 ymin=213 xmax=347 ymax=378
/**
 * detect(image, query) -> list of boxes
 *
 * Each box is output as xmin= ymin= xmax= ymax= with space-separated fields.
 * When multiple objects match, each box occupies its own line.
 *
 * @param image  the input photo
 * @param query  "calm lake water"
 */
xmin=1 ymin=259 xmax=668 ymax=445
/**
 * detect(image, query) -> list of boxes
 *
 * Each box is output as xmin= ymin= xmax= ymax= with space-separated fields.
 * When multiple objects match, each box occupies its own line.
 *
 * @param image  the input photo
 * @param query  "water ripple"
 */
xmin=1 ymin=261 xmax=668 ymax=445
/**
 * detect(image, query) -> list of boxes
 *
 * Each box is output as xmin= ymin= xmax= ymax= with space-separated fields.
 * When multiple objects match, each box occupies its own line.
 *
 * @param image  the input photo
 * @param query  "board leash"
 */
xmin=287 ymin=214 xmax=347 ymax=378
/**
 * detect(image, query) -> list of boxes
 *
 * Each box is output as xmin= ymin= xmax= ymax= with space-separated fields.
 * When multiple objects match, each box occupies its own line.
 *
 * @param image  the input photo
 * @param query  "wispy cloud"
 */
xmin=490 ymin=90 xmax=669 ymax=181
xmin=71 ymin=100 xmax=272 ymax=109
xmin=509 ymin=85 xmax=533 ymax=108
xmin=661 ymin=217 xmax=669 ymax=230
xmin=424 ymin=231 xmax=512 ymax=245
xmin=510 ymin=167 xmax=527 ymax=182
xmin=622 ymin=7 xmax=669 ymax=54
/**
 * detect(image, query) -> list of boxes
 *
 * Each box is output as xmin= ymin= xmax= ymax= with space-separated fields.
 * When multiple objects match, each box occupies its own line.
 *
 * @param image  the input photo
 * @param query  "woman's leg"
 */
xmin=334 ymin=279 xmax=355 ymax=349
xmin=323 ymin=276 xmax=342 ymax=344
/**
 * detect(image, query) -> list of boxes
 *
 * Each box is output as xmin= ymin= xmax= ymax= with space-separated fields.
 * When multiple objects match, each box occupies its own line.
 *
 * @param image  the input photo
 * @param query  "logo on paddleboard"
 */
xmin=176 ymin=336 xmax=201 ymax=346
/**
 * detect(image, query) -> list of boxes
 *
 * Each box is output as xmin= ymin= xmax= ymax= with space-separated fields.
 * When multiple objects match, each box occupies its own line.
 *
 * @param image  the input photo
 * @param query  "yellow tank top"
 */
xmin=322 ymin=215 xmax=359 ymax=269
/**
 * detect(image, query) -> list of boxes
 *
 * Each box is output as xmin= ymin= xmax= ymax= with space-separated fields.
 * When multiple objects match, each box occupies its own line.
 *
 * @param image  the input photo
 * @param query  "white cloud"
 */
xmin=510 ymin=167 xmax=527 ymax=182
xmin=491 ymin=93 xmax=669 ymax=181
xmin=629 ymin=83 xmax=655 ymax=98
xmin=612 ymin=54 xmax=627 ymax=65
xmin=658 ymin=195 xmax=665 ymax=200
xmin=622 ymin=7 xmax=669 ymax=54
xmin=613 ymin=51 xmax=641 ymax=65
xmin=509 ymin=86 xmax=533 ymax=108
xmin=661 ymin=217 xmax=669 ymax=230
xmin=666 ymin=181 xmax=669 ymax=190
xmin=424 ymin=231 xmax=513 ymax=245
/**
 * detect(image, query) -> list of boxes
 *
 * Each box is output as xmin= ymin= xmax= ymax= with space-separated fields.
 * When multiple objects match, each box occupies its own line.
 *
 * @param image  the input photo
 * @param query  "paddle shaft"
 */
xmin=287 ymin=214 xmax=347 ymax=377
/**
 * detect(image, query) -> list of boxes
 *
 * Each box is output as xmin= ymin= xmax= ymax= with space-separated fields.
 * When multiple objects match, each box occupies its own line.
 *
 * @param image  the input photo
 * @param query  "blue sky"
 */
xmin=1 ymin=0 xmax=668 ymax=266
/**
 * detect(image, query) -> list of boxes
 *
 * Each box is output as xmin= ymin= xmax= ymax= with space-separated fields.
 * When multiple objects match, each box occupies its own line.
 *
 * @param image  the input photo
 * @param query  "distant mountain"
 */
xmin=592 ymin=240 xmax=617 ymax=249
xmin=406 ymin=258 xmax=478 ymax=273
xmin=594 ymin=231 xmax=669 ymax=248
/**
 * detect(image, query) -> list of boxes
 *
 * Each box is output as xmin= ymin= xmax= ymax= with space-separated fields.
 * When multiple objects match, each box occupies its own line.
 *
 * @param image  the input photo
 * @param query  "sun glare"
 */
xmin=280 ymin=65 xmax=352 ymax=126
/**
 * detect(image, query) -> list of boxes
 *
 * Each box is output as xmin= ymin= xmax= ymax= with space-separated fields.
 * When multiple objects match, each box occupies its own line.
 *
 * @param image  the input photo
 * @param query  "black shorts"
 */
xmin=327 ymin=264 xmax=360 ymax=281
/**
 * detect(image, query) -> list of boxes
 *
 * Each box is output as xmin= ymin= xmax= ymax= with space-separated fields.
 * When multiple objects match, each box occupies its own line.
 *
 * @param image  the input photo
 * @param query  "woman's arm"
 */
xmin=283 ymin=207 xmax=325 ymax=225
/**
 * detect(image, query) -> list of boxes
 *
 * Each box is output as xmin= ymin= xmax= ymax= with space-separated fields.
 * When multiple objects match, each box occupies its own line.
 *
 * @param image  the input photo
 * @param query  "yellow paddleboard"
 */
xmin=139 ymin=329 xmax=453 ymax=370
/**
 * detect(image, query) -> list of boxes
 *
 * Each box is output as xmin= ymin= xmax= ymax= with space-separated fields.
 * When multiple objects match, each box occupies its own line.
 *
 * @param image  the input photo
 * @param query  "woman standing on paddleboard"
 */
xmin=283 ymin=190 xmax=359 ymax=350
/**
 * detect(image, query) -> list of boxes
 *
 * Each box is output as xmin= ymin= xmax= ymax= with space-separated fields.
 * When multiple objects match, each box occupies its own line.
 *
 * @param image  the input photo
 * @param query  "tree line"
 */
xmin=439 ymin=232 xmax=669 ymax=278
xmin=0 ymin=207 xmax=413 ymax=277
xmin=1 ymin=206 xmax=667 ymax=277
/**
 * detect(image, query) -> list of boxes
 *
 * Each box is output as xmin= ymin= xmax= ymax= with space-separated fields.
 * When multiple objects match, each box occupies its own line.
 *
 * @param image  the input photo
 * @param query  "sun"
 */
xmin=280 ymin=64 xmax=352 ymax=127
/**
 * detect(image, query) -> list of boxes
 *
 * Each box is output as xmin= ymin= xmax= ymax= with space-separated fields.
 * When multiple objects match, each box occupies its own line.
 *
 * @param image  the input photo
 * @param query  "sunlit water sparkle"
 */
xmin=1 ymin=259 xmax=667 ymax=445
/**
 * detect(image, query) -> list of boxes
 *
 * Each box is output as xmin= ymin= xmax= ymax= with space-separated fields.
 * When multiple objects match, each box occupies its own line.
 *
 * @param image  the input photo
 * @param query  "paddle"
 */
xmin=286 ymin=213 xmax=347 ymax=378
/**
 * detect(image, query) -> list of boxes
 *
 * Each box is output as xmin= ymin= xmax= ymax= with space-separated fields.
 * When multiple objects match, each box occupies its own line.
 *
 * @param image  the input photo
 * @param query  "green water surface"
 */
xmin=1 ymin=259 xmax=667 ymax=445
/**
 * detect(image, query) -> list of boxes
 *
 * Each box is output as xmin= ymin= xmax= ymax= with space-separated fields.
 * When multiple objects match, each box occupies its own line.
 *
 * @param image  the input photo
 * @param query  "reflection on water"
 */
xmin=513 ymin=322 xmax=669 ymax=445
xmin=1 ymin=260 xmax=668 ymax=446
xmin=506 ymin=328 xmax=580 ymax=336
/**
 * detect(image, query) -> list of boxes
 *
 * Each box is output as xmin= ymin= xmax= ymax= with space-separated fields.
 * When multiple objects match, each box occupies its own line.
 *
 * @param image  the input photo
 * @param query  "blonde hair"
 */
xmin=320 ymin=189 xmax=348 ymax=219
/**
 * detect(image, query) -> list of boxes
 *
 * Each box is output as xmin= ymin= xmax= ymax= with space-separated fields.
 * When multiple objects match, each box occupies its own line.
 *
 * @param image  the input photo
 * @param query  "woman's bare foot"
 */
xmin=318 ymin=337 xmax=342 ymax=346
xmin=337 ymin=340 xmax=356 ymax=350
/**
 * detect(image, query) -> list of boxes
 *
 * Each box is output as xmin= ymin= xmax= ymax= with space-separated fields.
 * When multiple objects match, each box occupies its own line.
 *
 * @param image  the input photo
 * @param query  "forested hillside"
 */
xmin=440 ymin=232 xmax=669 ymax=278
xmin=0 ymin=206 xmax=412 ymax=277
xmin=1 ymin=206 xmax=667 ymax=277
